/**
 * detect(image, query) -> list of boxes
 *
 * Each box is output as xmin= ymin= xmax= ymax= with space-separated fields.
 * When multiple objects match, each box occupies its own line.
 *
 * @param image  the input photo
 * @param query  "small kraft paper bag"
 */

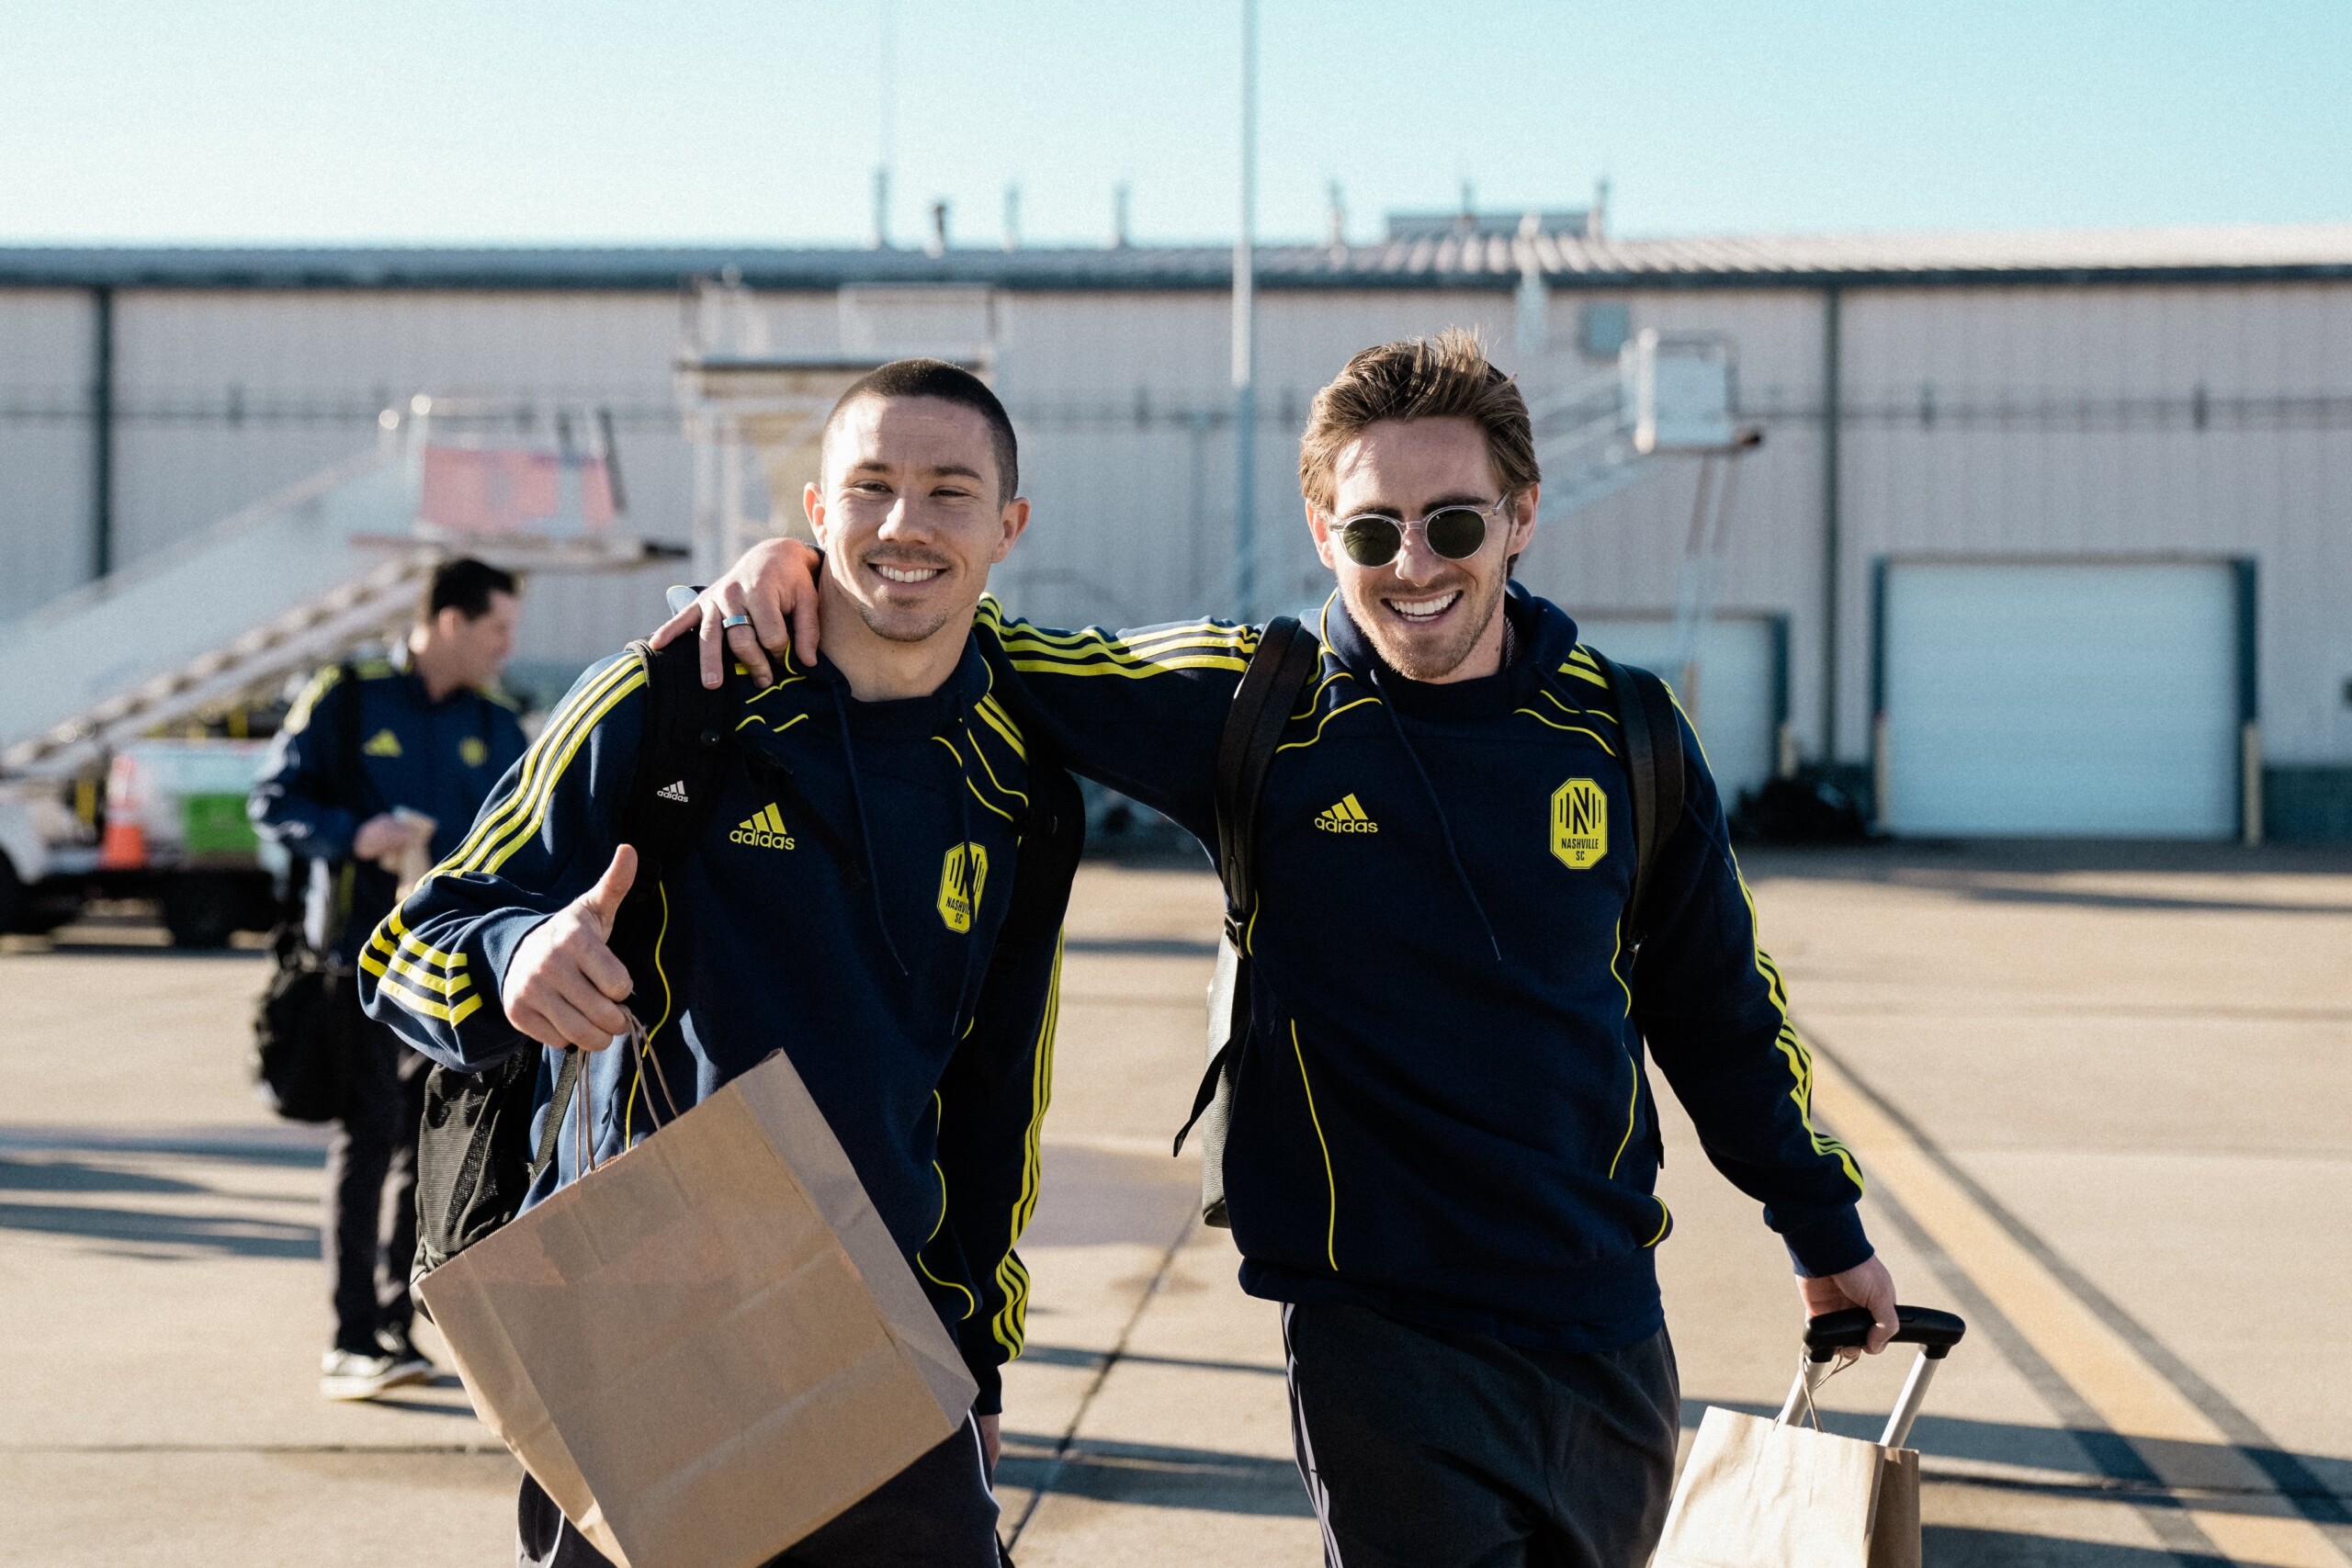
xmin=1651 ymin=1404 xmax=1922 ymax=1568
xmin=418 ymin=1046 xmax=978 ymax=1568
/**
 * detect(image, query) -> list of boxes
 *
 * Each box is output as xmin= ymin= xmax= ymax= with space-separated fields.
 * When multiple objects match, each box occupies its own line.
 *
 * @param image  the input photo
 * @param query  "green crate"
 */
xmin=182 ymin=793 xmax=259 ymax=856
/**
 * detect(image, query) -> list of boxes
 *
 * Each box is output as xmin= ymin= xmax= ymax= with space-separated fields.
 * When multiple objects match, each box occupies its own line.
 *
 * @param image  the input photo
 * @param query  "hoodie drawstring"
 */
xmin=1372 ymin=671 xmax=1505 ymax=964
xmin=828 ymin=683 xmax=910 ymax=978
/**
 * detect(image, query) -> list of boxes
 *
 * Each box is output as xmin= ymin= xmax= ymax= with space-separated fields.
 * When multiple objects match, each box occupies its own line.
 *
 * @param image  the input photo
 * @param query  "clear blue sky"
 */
xmin=4 ymin=0 xmax=2346 ymax=247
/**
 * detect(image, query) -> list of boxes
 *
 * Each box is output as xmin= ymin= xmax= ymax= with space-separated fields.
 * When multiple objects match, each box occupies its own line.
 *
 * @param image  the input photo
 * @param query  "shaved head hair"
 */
xmin=821 ymin=359 xmax=1018 ymax=504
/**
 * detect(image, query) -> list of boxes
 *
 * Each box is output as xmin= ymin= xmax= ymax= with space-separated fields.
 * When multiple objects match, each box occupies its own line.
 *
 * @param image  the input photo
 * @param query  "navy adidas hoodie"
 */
xmin=356 ymin=639 xmax=1065 ymax=1410
xmin=972 ymin=582 xmax=1871 ymax=1353
xmin=250 ymin=650 xmax=528 ymax=964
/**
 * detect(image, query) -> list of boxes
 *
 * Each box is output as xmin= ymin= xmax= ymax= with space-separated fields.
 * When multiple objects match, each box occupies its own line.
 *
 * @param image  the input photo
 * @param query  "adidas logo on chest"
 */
xmin=729 ymin=802 xmax=796 ymax=850
xmin=1314 ymin=794 xmax=1379 ymax=833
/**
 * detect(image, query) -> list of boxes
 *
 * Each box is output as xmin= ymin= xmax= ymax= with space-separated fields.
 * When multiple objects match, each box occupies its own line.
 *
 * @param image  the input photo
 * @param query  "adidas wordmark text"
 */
xmin=1314 ymin=794 xmax=1379 ymax=833
xmin=730 ymin=803 xmax=796 ymax=850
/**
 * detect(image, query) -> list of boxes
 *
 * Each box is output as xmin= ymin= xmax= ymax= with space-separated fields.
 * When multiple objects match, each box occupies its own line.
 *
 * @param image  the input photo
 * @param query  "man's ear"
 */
xmin=803 ymin=481 xmax=828 ymax=544
xmin=1304 ymin=501 xmax=1340 ymax=571
xmin=989 ymin=497 xmax=1032 ymax=565
xmin=1506 ymin=485 xmax=1540 ymax=557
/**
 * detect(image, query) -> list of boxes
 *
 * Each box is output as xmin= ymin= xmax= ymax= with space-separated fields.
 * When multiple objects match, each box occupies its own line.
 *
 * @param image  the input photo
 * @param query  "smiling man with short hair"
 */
xmin=672 ymin=331 xmax=1896 ymax=1568
xmin=365 ymin=360 xmax=1077 ymax=1567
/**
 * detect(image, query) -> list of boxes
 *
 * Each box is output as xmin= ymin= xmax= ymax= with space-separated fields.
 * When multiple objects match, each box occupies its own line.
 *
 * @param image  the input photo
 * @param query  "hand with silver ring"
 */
xmin=650 ymin=539 xmax=825 ymax=689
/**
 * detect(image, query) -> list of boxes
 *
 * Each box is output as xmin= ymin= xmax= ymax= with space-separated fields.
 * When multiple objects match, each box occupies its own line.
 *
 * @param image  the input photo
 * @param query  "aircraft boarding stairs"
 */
xmin=0 ymin=400 xmax=674 ymax=780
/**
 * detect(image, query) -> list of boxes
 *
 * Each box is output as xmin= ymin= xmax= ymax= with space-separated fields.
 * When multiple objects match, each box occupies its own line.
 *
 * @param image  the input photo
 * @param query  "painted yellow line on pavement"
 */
xmin=1809 ymin=1049 xmax=2347 ymax=1568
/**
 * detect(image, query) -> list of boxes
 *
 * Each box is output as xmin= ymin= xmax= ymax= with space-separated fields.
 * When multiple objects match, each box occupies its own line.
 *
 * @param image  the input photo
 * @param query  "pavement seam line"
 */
xmin=1804 ymin=1015 xmax=2351 ymax=1521
xmin=1802 ymin=1025 xmax=2350 ymax=1568
xmin=1004 ymin=1210 xmax=1199 ymax=1548
xmin=1849 ymin=1168 xmax=2255 ymax=1567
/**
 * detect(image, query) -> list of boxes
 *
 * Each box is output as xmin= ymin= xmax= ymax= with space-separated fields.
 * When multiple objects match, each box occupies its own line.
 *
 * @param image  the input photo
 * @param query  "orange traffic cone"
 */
xmin=98 ymin=816 xmax=148 ymax=870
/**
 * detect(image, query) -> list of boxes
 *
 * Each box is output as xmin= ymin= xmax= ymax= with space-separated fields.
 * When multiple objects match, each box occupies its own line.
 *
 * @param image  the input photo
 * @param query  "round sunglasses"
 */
xmin=1328 ymin=494 xmax=1513 ymax=568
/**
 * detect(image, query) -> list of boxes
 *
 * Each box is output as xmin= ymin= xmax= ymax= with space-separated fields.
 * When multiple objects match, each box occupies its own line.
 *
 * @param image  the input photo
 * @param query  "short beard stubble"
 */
xmin=1352 ymin=559 xmax=1510 ymax=682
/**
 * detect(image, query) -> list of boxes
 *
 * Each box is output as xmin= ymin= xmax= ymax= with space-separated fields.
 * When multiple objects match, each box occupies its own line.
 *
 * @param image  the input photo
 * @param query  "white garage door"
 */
xmin=1577 ymin=615 xmax=1781 ymax=808
xmin=1882 ymin=563 xmax=2241 ymax=838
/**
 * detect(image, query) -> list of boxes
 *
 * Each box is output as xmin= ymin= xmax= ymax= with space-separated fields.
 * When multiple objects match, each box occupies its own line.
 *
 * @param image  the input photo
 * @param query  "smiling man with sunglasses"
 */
xmin=663 ymin=330 xmax=1896 ymax=1568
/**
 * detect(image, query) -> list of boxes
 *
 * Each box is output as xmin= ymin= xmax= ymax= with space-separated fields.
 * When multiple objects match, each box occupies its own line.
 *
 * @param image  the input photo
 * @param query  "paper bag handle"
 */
xmin=572 ymin=1013 xmax=684 ymax=1179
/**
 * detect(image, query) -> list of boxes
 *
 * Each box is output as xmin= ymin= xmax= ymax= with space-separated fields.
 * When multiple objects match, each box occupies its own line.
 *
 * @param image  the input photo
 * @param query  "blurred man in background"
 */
xmin=250 ymin=558 xmax=527 ymax=1400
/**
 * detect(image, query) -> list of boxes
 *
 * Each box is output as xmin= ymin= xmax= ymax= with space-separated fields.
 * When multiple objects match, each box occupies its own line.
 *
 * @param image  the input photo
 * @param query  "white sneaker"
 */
xmin=320 ymin=1347 xmax=431 ymax=1402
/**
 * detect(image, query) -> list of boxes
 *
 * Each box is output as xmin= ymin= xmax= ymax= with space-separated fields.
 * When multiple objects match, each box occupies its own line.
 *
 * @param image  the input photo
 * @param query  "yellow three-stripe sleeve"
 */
xmin=989 ymin=937 xmax=1060 ymax=1355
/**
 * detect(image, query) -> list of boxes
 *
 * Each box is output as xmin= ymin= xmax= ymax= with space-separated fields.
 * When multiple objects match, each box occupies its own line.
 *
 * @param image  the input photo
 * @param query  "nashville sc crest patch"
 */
xmin=1550 ymin=777 xmax=1608 ymax=870
xmin=937 ymin=842 xmax=989 ymax=932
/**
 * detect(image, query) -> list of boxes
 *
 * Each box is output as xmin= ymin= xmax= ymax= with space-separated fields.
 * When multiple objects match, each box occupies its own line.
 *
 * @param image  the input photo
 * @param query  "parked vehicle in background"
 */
xmin=0 ymin=736 xmax=281 ymax=948
xmin=102 ymin=739 xmax=283 ymax=947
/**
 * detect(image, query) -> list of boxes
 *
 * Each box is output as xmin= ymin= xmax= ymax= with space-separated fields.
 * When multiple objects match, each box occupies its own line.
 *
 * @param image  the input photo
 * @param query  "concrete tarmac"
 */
xmin=2 ymin=847 xmax=2346 ymax=1565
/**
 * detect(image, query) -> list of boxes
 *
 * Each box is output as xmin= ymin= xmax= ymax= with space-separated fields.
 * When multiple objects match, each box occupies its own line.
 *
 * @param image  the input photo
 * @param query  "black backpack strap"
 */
xmin=524 ymin=640 xmax=737 ymax=1174
xmin=999 ymin=759 xmax=1087 ymax=961
xmin=1210 ymin=616 xmax=1324 ymax=945
xmin=1174 ymin=617 xmax=1323 ymax=1156
xmin=332 ymin=660 xmax=368 ymax=807
xmin=617 ymin=639 xmax=737 ymax=878
xmin=1591 ymin=650 xmax=1687 ymax=943
xmin=320 ymin=660 xmax=371 ymax=951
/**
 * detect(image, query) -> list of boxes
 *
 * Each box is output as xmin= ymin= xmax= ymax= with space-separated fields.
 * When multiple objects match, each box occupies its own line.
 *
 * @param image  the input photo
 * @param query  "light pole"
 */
xmin=1231 ymin=0 xmax=1259 ymax=620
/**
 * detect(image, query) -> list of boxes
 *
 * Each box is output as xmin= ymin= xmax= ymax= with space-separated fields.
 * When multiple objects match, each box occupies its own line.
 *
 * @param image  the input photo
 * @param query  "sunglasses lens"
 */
xmin=1338 ymin=518 xmax=1403 ymax=566
xmin=1424 ymin=506 xmax=1489 ymax=559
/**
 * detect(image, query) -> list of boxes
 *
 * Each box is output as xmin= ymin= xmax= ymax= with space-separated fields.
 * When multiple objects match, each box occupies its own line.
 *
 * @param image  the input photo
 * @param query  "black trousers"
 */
xmin=1281 ymin=1303 xmax=1680 ymax=1568
xmin=322 ymin=999 xmax=428 ymax=1354
xmin=517 ymin=1416 xmax=1003 ymax=1567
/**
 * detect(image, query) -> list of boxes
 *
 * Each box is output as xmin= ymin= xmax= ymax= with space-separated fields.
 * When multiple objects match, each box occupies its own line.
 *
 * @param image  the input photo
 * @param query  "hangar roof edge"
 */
xmin=4 ymin=224 xmax=2350 ymax=292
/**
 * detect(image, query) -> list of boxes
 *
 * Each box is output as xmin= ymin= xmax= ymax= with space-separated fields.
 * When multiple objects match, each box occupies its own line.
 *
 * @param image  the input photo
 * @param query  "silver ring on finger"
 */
xmin=720 ymin=614 xmax=752 ymax=629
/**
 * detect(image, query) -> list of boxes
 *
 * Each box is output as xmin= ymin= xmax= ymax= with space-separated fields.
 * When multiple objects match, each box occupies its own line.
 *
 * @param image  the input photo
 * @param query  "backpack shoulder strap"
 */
xmin=1210 ymin=616 xmax=1324 ymax=939
xmin=999 ymin=755 xmax=1086 ymax=957
xmin=522 ymin=641 xmax=735 ymax=1186
xmin=1172 ymin=617 xmax=1322 ymax=1168
xmin=332 ymin=660 xmax=373 ymax=815
xmin=617 ymin=639 xmax=737 ymax=876
xmin=1590 ymin=649 xmax=1686 ymax=942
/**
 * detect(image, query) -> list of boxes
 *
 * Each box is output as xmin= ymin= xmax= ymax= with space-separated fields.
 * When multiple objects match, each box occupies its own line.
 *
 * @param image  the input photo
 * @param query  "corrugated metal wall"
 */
xmin=3 ymin=274 xmax=2346 ymax=770
xmin=1839 ymin=283 xmax=2352 ymax=766
xmin=0 ymin=289 xmax=100 ymax=618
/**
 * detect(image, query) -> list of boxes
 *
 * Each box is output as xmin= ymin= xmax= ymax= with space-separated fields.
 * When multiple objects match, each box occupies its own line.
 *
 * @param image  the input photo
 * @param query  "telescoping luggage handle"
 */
xmin=1776 ymin=1305 xmax=1967 ymax=1450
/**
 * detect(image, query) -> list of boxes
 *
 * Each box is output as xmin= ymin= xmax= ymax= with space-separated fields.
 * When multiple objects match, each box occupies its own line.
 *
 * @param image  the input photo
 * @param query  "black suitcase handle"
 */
xmin=1804 ymin=1305 xmax=1967 ymax=1362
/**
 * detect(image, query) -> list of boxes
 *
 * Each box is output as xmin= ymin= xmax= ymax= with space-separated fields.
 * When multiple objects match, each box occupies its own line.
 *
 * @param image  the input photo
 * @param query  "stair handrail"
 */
xmin=0 ymin=438 xmax=400 ymax=648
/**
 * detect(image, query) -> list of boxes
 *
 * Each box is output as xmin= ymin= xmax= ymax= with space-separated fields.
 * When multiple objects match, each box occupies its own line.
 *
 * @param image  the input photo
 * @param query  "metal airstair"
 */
xmin=0 ymin=400 xmax=669 ymax=780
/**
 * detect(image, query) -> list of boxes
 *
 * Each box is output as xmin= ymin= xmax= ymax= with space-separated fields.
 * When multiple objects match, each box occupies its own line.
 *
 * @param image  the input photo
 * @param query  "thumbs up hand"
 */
xmin=504 ymin=845 xmax=639 ymax=1050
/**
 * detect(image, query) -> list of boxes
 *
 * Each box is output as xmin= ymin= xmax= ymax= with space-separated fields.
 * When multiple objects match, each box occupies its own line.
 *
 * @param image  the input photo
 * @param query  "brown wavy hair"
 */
xmin=1297 ymin=328 xmax=1538 ymax=512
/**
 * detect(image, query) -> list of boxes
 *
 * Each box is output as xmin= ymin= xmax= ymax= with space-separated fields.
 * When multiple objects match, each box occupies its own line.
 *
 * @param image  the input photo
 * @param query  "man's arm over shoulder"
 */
xmin=250 ymin=665 xmax=361 ymax=860
xmin=1629 ymin=705 xmax=1872 ymax=1278
xmin=357 ymin=652 xmax=650 ymax=1071
xmin=972 ymin=597 xmax=1252 ymax=840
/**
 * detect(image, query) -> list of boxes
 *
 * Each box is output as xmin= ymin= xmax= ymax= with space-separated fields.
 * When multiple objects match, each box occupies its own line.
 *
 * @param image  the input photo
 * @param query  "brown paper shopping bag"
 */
xmin=418 ymin=1048 xmax=978 ymax=1568
xmin=1652 ymin=1405 xmax=1921 ymax=1568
